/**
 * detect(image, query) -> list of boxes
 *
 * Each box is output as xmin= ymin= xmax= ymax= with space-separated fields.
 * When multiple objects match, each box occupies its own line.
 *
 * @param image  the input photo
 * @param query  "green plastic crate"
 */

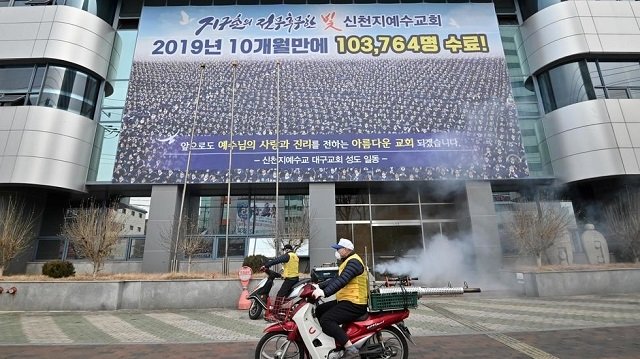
xmin=369 ymin=291 xmax=418 ymax=311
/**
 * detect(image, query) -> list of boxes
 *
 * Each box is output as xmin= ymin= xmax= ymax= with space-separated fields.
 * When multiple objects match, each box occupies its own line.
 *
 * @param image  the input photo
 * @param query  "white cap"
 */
xmin=331 ymin=238 xmax=354 ymax=251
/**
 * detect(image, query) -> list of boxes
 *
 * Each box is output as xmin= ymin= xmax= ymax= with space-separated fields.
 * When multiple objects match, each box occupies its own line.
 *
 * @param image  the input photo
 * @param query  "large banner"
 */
xmin=113 ymin=3 xmax=528 ymax=184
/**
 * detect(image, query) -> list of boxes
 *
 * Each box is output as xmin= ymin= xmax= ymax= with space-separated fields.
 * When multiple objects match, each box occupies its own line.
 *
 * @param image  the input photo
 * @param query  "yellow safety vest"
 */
xmin=282 ymin=252 xmax=299 ymax=278
xmin=336 ymin=254 xmax=369 ymax=305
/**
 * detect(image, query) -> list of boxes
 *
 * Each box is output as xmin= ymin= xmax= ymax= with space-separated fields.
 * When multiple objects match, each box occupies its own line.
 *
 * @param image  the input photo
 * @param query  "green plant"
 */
xmin=42 ymin=260 xmax=75 ymax=278
xmin=243 ymin=254 xmax=268 ymax=273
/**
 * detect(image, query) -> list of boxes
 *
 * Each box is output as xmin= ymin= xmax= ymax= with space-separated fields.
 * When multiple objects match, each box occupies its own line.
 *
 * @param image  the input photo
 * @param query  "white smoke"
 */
xmin=375 ymin=233 xmax=476 ymax=287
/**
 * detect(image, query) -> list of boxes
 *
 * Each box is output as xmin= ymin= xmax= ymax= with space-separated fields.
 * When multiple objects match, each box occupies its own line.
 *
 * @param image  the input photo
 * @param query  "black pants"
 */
xmin=316 ymin=300 xmax=368 ymax=346
xmin=276 ymin=277 xmax=299 ymax=298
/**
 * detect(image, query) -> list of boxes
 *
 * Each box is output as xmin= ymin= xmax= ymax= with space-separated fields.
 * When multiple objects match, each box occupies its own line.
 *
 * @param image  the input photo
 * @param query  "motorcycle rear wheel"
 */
xmin=249 ymin=299 xmax=263 ymax=320
xmin=363 ymin=326 xmax=409 ymax=359
xmin=255 ymin=332 xmax=305 ymax=359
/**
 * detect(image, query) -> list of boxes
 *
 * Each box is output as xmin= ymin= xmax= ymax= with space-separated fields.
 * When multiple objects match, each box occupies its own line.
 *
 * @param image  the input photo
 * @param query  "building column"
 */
xmin=464 ymin=181 xmax=502 ymax=275
xmin=142 ymin=185 xmax=182 ymax=273
xmin=309 ymin=183 xmax=337 ymax=269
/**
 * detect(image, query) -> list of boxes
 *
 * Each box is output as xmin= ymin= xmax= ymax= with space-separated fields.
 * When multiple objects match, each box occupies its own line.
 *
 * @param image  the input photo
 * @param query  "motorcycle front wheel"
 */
xmin=249 ymin=299 xmax=263 ymax=320
xmin=255 ymin=332 xmax=305 ymax=359
xmin=363 ymin=326 xmax=409 ymax=359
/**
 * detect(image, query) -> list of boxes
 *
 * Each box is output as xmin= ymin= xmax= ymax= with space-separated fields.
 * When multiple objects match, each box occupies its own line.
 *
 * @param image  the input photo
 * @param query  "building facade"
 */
xmin=0 ymin=0 xmax=639 ymax=279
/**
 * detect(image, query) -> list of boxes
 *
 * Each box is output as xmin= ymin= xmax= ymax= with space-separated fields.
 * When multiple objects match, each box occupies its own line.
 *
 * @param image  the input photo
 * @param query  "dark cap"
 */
xmin=283 ymin=244 xmax=293 ymax=251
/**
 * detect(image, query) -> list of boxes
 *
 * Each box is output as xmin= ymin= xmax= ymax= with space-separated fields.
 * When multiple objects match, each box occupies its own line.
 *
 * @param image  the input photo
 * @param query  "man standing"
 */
xmin=312 ymin=238 xmax=368 ymax=359
xmin=261 ymin=244 xmax=300 ymax=299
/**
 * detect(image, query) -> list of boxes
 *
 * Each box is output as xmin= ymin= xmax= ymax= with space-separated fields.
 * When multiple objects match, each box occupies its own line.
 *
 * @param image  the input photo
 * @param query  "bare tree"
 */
xmin=0 ymin=196 xmax=38 ymax=276
xmin=60 ymin=201 xmax=123 ymax=277
xmin=507 ymin=200 xmax=573 ymax=267
xmin=160 ymin=213 xmax=211 ymax=273
xmin=604 ymin=189 xmax=640 ymax=263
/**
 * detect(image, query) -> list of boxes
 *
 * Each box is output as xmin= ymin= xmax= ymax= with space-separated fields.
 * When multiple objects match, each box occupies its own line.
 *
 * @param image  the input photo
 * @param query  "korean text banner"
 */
xmin=113 ymin=3 xmax=529 ymax=184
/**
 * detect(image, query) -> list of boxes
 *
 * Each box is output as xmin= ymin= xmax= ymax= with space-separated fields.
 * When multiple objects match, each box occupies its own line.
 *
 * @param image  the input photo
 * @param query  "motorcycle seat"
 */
xmin=354 ymin=313 xmax=369 ymax=321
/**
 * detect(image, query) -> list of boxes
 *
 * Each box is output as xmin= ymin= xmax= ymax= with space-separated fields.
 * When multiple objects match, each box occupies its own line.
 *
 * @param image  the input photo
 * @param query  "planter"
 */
xmin=0 ymin=278 xmax=282 ymax=311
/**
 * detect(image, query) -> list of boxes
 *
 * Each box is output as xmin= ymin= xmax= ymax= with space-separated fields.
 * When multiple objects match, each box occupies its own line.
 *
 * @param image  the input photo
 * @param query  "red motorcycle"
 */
xmin=255 ymin=283 xmax=414 ymax=359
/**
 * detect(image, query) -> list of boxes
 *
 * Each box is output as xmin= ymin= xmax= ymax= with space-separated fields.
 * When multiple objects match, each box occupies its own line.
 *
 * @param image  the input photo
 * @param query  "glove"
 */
xmin=312 ymin=288 xmax=325 ymax=299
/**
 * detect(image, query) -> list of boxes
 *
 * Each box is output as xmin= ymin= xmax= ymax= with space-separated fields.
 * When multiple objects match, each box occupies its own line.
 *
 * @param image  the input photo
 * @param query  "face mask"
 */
xmin=334 ymin=251 xmax=342 ymax=260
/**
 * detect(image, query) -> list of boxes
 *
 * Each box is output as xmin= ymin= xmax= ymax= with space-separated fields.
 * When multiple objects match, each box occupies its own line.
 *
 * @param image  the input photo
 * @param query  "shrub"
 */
xmin=243 ymin=255 xmax=268 ymax=273
xmin=42 ymin=260 xmax=75 ymax=278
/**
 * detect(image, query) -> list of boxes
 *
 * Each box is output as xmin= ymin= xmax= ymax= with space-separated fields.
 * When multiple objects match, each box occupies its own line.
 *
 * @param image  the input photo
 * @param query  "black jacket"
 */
xmin=264 ymin=251 xmax=292 ymax=268
xmin=319 ymin=253 xmax=364 ymax=297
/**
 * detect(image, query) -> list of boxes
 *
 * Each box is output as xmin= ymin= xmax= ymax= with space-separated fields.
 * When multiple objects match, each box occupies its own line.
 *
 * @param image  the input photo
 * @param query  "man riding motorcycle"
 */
xmin=260 ymin=243 xmax=300 ymax=314
xmin=311 ymin=238 xmax=368 ymax=359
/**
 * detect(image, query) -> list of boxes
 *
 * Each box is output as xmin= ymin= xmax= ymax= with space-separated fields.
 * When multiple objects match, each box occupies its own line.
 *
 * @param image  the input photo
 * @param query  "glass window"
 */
xmin=607 ymin=88 xmax=630 ymax=99
xmin=34 ymin=238 xmax=65 ymax=260
xmin=371 ymin=205 xmax=420 ymax=220
xmin=185 ymin=236 xmax=213 ymax=258
xmin=98 ymin=117 xmax=121 ymax=181
xmin=419 ymin=184 xmax=462 ymax=203
xmin=110 ymin=238 xmax=128 ymax=260
xmin=191 ymin=195 xmax=306 ymax=236
xmin=440 ymin=222 xmax=459 ymax=239
xmin=27 ymin=66 xmax=46 ymax=105
xmin=119 ymin=0 xmax=142 ymax=18
xmin=335 ymin=188 xmax=368 ymax=204
xmin=630 ymin=89 xmax=640 ymax=99
xmin=111 ymin=30 xmax=138 ymax=80
xmin=538 ymin=61 xmax=596 ymax=112
xmin=599 ymin=62 xmax=640 ymax=88
xmin=517 ymin=0 xmax=562 ymax=21
xmin=247 ymin=237 xmax=276 ymax=257
xmin=38 ymin=66 xmax=99 ymax=118
xmin=0 ymin=65 xmax=46 ymax=106
xmin=524 ymin=145 xmax=540 ymax=153
xmin=0 ymin=66 xmax=34 ymax=93
xmin=372 ymin=225 xmax=423 ymax=262
xmin=336 ymin=206 xmax=369 ymax=221
xmin=495 ymin=0 xmax=517 ymax=14
xmin=587 ymin=62 xmax=602 ymax=87
xmin=130 ymin=238 xmax=145 ymax=259
xmin=65 ymin=242 xmax=84 ymax=259
xmin=217 ymin=237 xmax=246 ymax=258
xmin=421 ymin=204 xmax=457 ymax=219
xmin=369 ymin=185 xmax=418 ymax=204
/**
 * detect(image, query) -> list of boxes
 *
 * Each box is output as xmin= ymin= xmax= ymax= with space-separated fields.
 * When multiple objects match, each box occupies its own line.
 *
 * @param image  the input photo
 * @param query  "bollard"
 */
xmin=238 ymin=266 xmax=252 ymax=310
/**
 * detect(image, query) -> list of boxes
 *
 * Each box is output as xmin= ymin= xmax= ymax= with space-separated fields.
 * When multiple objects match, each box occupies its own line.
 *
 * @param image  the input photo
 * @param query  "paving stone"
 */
xmin=0 ymin=293 xmax=639 ymax=347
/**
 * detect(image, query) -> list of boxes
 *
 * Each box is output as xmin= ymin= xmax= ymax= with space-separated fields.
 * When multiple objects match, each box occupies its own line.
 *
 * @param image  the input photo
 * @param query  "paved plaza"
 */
xmin=1 ymin=293 xmax=639 ymax=358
